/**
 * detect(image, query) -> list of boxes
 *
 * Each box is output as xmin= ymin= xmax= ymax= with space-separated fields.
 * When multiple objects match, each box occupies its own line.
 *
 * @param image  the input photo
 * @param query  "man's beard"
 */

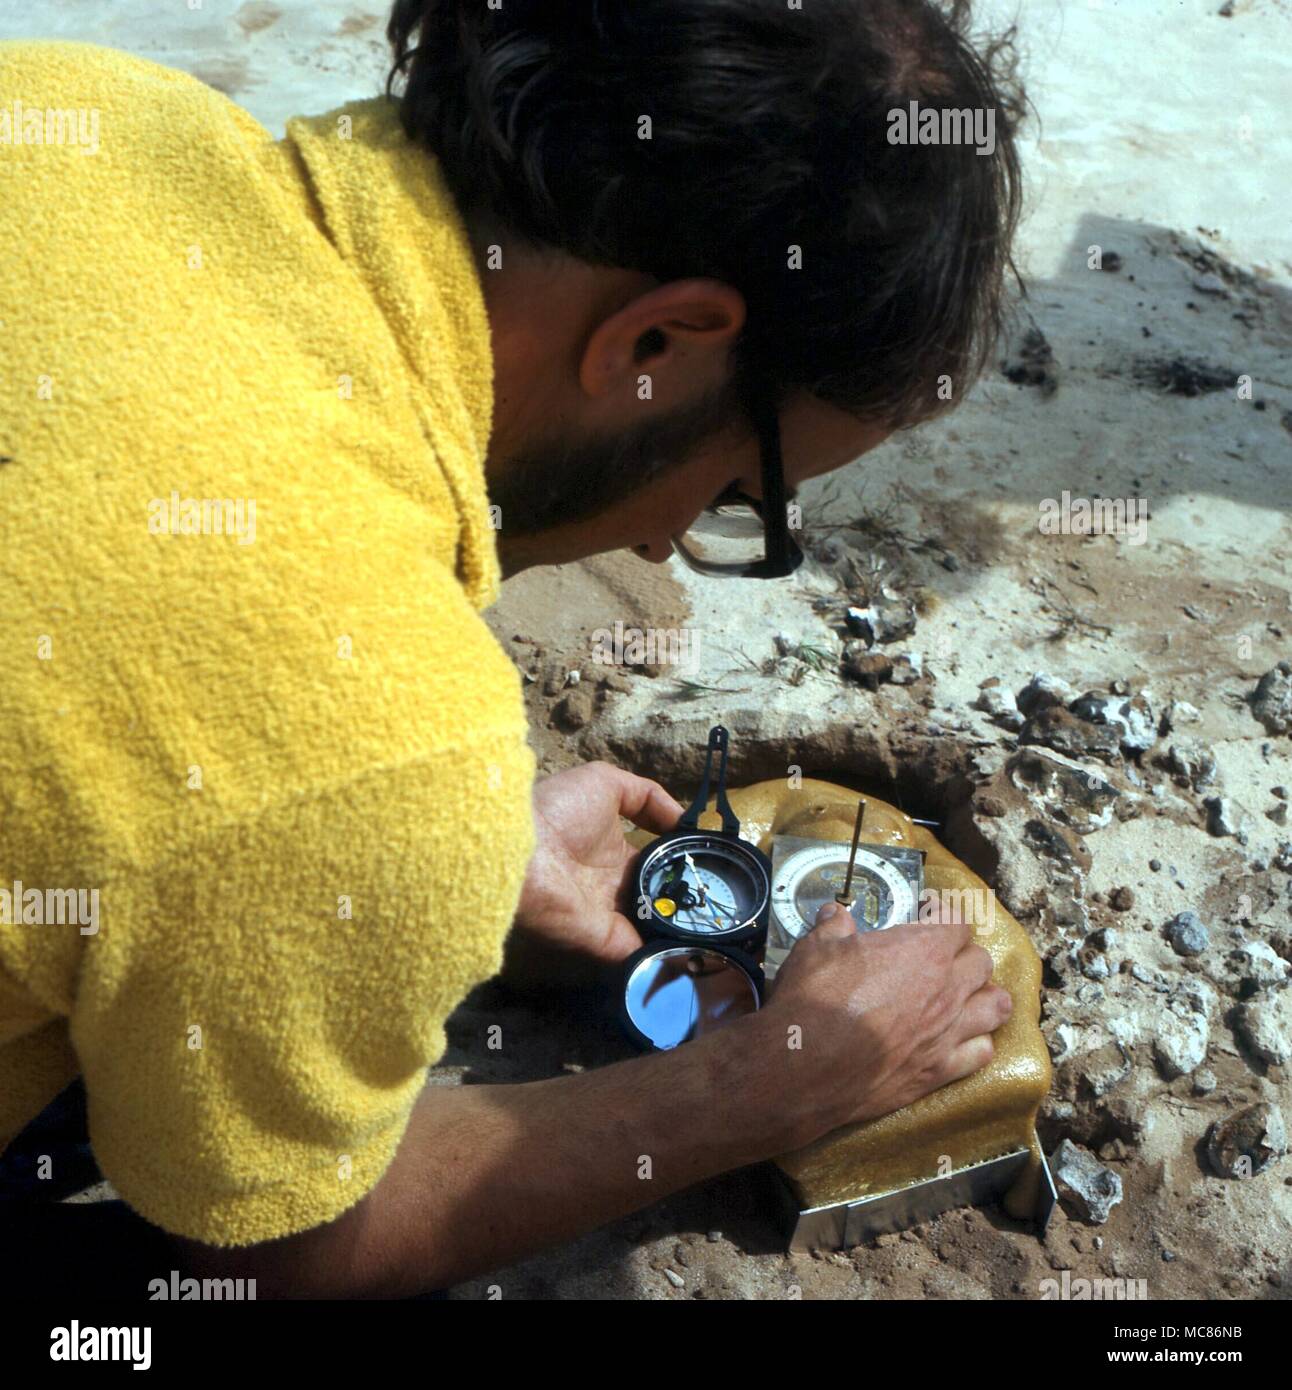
xmin=486 ymin=378 xmax=748 ymax=539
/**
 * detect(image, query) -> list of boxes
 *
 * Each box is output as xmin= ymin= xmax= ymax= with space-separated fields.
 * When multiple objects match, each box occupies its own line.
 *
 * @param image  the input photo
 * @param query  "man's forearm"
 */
xmin=184 ymin=1012 xmax=802 ymax=1298
xmin=377 ymin=1019 xmax=798 ymax=1293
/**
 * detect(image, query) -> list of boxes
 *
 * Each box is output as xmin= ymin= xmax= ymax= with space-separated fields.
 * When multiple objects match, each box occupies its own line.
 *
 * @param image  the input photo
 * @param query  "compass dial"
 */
xmin=772 ymin=843 xmax=916 ymax=939
xmin=641 ymin=836 xmax=768 ymax=938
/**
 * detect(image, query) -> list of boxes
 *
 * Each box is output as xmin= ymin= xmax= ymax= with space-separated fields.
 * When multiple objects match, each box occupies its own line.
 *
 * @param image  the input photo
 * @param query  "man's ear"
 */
xmin=578 ymin=279 xmax=745 ymax=400
xmin=633 ymin=327 xmax=667 ymax=364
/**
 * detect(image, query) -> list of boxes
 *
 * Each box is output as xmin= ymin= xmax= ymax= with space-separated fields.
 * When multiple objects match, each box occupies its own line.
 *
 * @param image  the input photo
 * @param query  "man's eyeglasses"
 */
xmin=669 ymin=389 xmax=805 ymax=580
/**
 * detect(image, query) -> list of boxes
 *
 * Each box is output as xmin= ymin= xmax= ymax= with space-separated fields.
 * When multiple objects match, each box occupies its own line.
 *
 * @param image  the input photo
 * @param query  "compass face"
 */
xmin=640 ymin=835 xmax=769 ymax=938
xmin=771 ymin=842 xmax=918 ymax=939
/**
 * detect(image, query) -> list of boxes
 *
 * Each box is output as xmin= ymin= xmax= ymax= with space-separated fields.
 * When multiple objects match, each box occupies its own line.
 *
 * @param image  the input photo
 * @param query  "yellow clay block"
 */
xmin=670 ymin=776 xmax=1050 ymax=1216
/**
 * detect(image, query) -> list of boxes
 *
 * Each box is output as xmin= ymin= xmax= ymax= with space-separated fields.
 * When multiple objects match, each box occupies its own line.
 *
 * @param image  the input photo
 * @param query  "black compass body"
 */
xmin=620 ymin=727 xmax=771 ymax=1051
xmin=635 ymin=828 xmax=770 ymax=948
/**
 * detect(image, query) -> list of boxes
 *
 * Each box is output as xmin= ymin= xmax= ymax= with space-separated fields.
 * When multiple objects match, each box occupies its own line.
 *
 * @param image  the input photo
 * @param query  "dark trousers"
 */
xmin=0 ymin=1080 xmax=174 ymax=1299
xmin=1 ymin=1080 xmax=451 ymax=1299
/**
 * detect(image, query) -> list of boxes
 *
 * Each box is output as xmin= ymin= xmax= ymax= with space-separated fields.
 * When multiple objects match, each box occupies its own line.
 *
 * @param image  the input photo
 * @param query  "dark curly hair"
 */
xmin=386 ymin=0 xmax=1024 ymax=429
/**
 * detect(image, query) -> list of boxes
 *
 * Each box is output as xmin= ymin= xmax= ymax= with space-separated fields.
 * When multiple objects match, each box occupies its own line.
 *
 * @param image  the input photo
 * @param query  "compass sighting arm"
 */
xmin=676 ymin=725 xmax=740 ymax=836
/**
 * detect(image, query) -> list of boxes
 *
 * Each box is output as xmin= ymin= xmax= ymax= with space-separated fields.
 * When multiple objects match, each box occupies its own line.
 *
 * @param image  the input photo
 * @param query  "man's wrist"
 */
xmin=684 ymin=1008 xmax=824 ymax=1162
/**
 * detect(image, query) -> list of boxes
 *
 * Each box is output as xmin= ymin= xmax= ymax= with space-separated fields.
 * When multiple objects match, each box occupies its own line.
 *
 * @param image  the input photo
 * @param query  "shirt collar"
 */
xmin=283 ymin=98 xmax=499 ymax=609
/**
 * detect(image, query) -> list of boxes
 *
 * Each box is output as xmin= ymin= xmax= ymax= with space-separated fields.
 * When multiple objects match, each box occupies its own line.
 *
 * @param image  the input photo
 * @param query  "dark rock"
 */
xmin=1020 ymin=706 xmax=1122 ymax=764
xmin=1166 ymin=911 xmax=1209 ymax=957
xmin=841 ymin=643 xmax=894 ymax=690
xmin=1156 ymin=738 xmax=1218 ymax=791
xmin=1049 ymin=1138 xmax=1123 ymax=1223
xmin=1206 ymin=1103 xmax=1287 ymax=1178
xmin=554 ymin=686 xmax=596 ymax=731
xmin=1017 ymin=671 xmax=1075 ymax=716
xmin=1001 ymin=325 xmax=1059 ymax=396
xmin=1009 ymin=747 xmax=1119 ymax=833
xmin=1203 ymin=795 xmax=1240 ymax=838
xmin=1252 ymin=664 xmax=1292 ymax=735
xmin=1069 ymin=690 xmax=1157 ymax=755
xmin=1235 ymin=990 xmax=1291 ymax=1066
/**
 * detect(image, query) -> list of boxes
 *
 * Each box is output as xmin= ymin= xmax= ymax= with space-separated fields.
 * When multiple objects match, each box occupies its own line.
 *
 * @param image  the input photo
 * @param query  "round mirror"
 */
xmin=623 ymin=947 xmax=760 ymax=1050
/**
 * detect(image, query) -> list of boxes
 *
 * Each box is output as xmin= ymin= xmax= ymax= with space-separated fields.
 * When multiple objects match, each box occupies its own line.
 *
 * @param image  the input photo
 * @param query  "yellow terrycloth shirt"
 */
xmin=0 ymin=42 xmax=536 ymax=1245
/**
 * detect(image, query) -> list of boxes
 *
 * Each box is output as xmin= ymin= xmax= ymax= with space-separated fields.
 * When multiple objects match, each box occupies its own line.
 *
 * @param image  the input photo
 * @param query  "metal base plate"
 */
xmin=777 ymin=1143 xmax=1058 ymax=1251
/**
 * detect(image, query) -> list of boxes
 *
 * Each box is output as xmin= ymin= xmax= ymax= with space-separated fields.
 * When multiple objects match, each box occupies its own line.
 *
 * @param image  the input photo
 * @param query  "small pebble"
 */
xmin=1081 ymin=954 xmax=1111 ymax=981
xmin=1204 ymin=795 xmax=1239 ymax=838
xmin=1110 ymin=886 xmax=1135 ymax=912
xmin=1166 ymin=911 xmax=1210 ymax=957
xmin=1149 ymin=859 xmax=1162 ymax=872
xmin=664 ymin=1268 xmax=685 ymax=1289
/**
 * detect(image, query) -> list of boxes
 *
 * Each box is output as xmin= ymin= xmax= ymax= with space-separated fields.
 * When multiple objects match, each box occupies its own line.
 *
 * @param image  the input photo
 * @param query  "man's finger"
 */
xmin=941 ymin=1034 xmax=995 ymax=1084
xmin=812 ymin=900 xmax=858 ymax=939
xmin=614 ymin=770 xmax=686 ymax=835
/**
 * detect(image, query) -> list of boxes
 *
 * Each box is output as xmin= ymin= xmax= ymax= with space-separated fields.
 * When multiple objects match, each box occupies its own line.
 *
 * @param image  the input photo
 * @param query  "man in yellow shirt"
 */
xmin=0 ymin=0 xmax=1023 ymax=1296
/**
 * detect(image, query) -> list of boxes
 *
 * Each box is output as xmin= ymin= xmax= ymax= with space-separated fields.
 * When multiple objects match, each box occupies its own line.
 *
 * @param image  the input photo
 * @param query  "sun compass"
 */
xmin=764 ymin=800 xmax=925 ymax=983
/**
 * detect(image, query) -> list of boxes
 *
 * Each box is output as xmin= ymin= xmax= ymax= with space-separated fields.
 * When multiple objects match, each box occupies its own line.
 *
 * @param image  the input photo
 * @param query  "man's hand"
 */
xmin=755 ymin=898 xmax=1013 ymax=1146
xmin=515 ymin=761 xmax=684 ymax=962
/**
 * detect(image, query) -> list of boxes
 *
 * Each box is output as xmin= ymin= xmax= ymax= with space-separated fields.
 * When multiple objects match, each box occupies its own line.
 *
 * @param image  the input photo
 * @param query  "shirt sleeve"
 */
xmin=69 ymin=738 xmax=534 ymax=1247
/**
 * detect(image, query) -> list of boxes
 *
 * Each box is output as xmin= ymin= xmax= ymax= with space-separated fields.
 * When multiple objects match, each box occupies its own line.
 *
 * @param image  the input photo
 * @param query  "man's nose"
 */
xmin=633 ymin=539 xmax=675 ymax=564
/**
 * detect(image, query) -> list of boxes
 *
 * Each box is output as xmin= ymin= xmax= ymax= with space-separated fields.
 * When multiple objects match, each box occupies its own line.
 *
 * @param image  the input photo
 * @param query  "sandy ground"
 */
xmin=4 ymin=0 xmax=1289 ymax=1299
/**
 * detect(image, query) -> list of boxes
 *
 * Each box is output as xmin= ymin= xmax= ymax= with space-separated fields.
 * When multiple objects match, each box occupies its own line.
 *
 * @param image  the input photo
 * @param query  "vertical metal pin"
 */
xmin=836 ymin=798 xmax=866 ymax=907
